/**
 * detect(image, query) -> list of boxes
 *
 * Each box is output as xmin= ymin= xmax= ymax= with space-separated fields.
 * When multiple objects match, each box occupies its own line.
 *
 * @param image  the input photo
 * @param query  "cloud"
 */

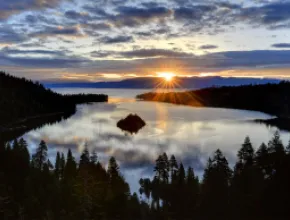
xmin=24 ymin=14 xmax=59 ymax=26
xmin=271 ymin=43 xmax=290 ymax=48
xmin=0 ymin=51 xmax=87 ymax=68
xmin=239 ymin=2 xmax=290 ymax=29
xmin=110 ymin=6 xmax=172 ymax=27
xmin=0 ymin=26 xmax=27 ymax=44
xmin=174 ymin=5 xmax=216 ymax=21
xmin=205 ymin=50 xmax=290 ymax=68
xmin=85 ymin=22 xmax=111 ymax=30
xmin=0 ymin=0 xmax=70 ymax=20
xmin=65 ymin=10 xmax=92 ymax=22
xmin=119 ymin=49 xmax=195 ymax=58
xmin=1 ymin=47 xmax=65 ymax=56
xmin=91 ymin=48 xmax=195 ymax=58
xmin=199 ymin=44 xmax=218 ymax=50
xmin=32 ymin=26 xmax=82 ymax=37
xmin=99 ymin=35 xmax=134 ymax=44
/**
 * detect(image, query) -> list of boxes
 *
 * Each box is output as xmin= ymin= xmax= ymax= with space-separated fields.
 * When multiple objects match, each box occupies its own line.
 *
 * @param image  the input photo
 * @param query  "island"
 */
xmin=117 ymin=114 xmax=146 ymax=134
xmin=137 ymin=82 xmax=290 ymax=131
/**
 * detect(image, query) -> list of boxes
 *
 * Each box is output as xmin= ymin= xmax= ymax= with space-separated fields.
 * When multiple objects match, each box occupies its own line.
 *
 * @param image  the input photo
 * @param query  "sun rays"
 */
xmin=147 ymin=72 xmax=204 ymax=107
xmin=157 ymin=72 xmax=175 ymax=82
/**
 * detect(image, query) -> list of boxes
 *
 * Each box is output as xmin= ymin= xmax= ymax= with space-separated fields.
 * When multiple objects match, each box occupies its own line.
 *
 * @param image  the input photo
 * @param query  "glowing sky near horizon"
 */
xmin=2 ymin=0 xmax=290 ymax=82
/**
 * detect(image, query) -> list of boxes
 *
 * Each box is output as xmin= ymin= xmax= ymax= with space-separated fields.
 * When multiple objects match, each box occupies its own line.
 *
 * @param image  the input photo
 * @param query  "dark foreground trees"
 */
xmin=1 ymin=132 xmax=290 ymax=219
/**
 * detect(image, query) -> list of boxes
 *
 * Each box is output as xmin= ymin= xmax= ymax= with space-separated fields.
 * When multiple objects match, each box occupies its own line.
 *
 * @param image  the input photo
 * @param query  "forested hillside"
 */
xmin=137 ymin=82 xmax=290 ymax=117
xmin=1 ymin=132 xmax=290 ymax=219
xmin=0 ymin=72 xmax=108 ymax=126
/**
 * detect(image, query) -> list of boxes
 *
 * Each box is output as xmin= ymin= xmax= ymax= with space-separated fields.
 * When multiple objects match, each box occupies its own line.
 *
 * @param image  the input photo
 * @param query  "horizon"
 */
xmin=41 ymin=75 xmax=283 ymax=84
xmin=2 ymin=1 xmax=290 ymax=82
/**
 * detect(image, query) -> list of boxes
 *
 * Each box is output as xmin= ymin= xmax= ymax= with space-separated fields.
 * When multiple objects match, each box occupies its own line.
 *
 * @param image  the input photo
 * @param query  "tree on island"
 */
xmin=117 ymin=114 xmax=146 ymax=134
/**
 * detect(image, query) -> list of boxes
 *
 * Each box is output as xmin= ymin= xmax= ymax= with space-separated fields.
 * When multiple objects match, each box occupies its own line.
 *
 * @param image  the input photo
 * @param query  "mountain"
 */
xmin=45 ymin=76 xmax=281 ymax=89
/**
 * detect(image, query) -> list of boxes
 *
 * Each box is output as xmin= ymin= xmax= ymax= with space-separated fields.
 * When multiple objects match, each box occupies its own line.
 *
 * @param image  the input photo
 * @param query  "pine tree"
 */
xmin=90 ymin=150 xmax=98 ymax=165
xmin=55 ymin=152 xmax=61 ymax=180
xmin=154 ymin=153 xmax=169 ymax=183
xmin=177 ymin=163 xmax=185 ymax=185
xmin=230 ymin=137 xmax=262 ymax=218
xmin=32 ymin=140 xmax=48 ymax=170
xmin=161 ymin=153 xmax=169 ymax=183
xmin=169 ymin=155 xmax=178 ymax=182
xmin=139 ymin=178 xmax=151 ymax=202
xmin=268 ymin=131 xmax=286 ymax=175
xmin=108 ymin=157 xmax=120 ymax=180
xmin=185 ymin=167 xmax=199 ymax=218
xmin=60 ymin=153 xmax=65 ymax=179
xmin=64 ymin=149 xmax=77 ymax=181
xmin=238 ymin=136 xmax=254 ymax=164
xmin=286 ymin=139 xmax=290 ymax=154
xmin=106 ymin=157 xmax=130 ymax=220
xmin=200 ymin=149 xmax=232 ymax=218
xmin=255 ymin=142 xmax=270 ymax=177
xmin=80 ymin=148 xmax=90 ymax=167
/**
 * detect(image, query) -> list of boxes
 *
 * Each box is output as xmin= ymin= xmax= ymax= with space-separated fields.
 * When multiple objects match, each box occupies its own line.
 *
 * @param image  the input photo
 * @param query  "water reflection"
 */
xmin=22 ymin=89 xmax=290 ymax=192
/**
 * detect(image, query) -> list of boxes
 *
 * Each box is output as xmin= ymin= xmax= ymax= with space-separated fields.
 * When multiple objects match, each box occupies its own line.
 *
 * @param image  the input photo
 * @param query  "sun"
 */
xmin=157 ymin=72 xmax=175 ymax=82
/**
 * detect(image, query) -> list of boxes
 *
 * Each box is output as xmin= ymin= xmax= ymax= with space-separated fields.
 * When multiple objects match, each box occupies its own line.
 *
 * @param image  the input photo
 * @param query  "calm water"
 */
xmin=23 ymin=88 xmax=290 ymax=192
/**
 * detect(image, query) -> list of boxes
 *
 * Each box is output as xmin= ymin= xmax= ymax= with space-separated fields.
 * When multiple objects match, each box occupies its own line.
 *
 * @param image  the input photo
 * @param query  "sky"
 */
xmin=2 ymin=0 xmax=290 ymax=82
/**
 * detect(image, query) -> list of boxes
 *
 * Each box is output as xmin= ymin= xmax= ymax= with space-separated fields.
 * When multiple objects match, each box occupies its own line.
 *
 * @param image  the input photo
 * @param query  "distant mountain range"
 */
xmin=45 ymin=76 xmax=282 ymax=89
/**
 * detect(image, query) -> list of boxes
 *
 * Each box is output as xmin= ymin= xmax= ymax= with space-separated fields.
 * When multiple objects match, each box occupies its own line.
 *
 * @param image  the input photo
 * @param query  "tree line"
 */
xmin=0 ymin=72 xmax=108 ymax=126
xmin=137 ymin=81 xmax=290 ymax=117
xmin=1 ymin=132 xmax=290 ymax=219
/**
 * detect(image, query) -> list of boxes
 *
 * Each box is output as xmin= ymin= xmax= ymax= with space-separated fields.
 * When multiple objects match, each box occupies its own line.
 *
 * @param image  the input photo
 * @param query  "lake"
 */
xmin=23 ymin=88 xmax=290 ymax=192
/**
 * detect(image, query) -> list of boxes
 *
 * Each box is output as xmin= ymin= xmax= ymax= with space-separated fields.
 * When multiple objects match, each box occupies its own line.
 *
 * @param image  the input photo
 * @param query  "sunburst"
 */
xmin=157 ymin=72 xmax=175 ymax=82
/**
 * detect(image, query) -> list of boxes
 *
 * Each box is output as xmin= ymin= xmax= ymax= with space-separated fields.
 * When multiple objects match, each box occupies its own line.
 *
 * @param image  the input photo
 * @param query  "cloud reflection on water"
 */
xmin=23 ymin=90 xmax=290 ymax=192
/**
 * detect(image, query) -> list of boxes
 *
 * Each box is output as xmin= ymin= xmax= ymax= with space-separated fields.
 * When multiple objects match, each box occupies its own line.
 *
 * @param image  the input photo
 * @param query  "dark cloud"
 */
xmin=65 ymin=10 xmax=92 ymax=22
xmin=91 ymin=48 xmax=195 ymax=58
xmin=24 ymin=14 xmax=59 ymax=26
xmin=19 ymin=41 xmax=46 ymax=48
xmin=110 ymin=6 xmax=172 ymax=27
xmin=82 ymin=5 xmax=112 ymax=19
xmin=239 ymin=2 xmax=290 ymax=28
xmin=0 ymin=51 xmax=87 ymax=68
xmin=134 ymin=26 xmax=171 ymax=39
xmin=135 ymin=32 xmax=153 ymax=37
xmin=260 ymin=2 xmax=290 ymax=24
xmin=119 ymin=49 xmax=195 ymax=58
xmin=0 ymin=0 xmax=70 ymax=20
xmin=174 ymin=5 xmax=216 ymax=21
xmin=1 ymin=47 xmax=65 ymax=56
xmin=206 ymin=50 xmax=290 ymax=68
xmin=0 ymin=26 xmax=27 ymax=44
xmin=216 ymin=2 xmax=241 ymax=10
xmin=99 ymin=35 xmax=134 ymax=44
xmin=199 ymin=44 xmax=218 ymax=50
xmin=90 ymin=50 xmax=115 ymax=58
xmin=86 ymin=22 xmax=111 ymax=30
xmin=271 ymin=43 xmax=290 ymax=48
xmin=25 ymin=14 xmax=38 ymax=23
xmin=32 ymin=26 xmax=82 ymax=37
xmin=141 ymin=2 xmax=161 ymax=8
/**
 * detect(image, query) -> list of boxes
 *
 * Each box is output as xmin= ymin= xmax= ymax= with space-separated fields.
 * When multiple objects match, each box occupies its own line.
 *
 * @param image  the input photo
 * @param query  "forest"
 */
xmin=1 ymin=132 xmax=290 ymax=219
xmin=137 ymin=81 xmax=290 ymax=117
xmin=0 ymin=72 xmax=108 ymax=126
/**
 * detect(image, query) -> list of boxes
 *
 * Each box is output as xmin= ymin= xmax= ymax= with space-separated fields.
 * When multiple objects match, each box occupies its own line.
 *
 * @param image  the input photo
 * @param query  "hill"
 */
xmin=44 ymin=76 xmax=281 ymax=89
